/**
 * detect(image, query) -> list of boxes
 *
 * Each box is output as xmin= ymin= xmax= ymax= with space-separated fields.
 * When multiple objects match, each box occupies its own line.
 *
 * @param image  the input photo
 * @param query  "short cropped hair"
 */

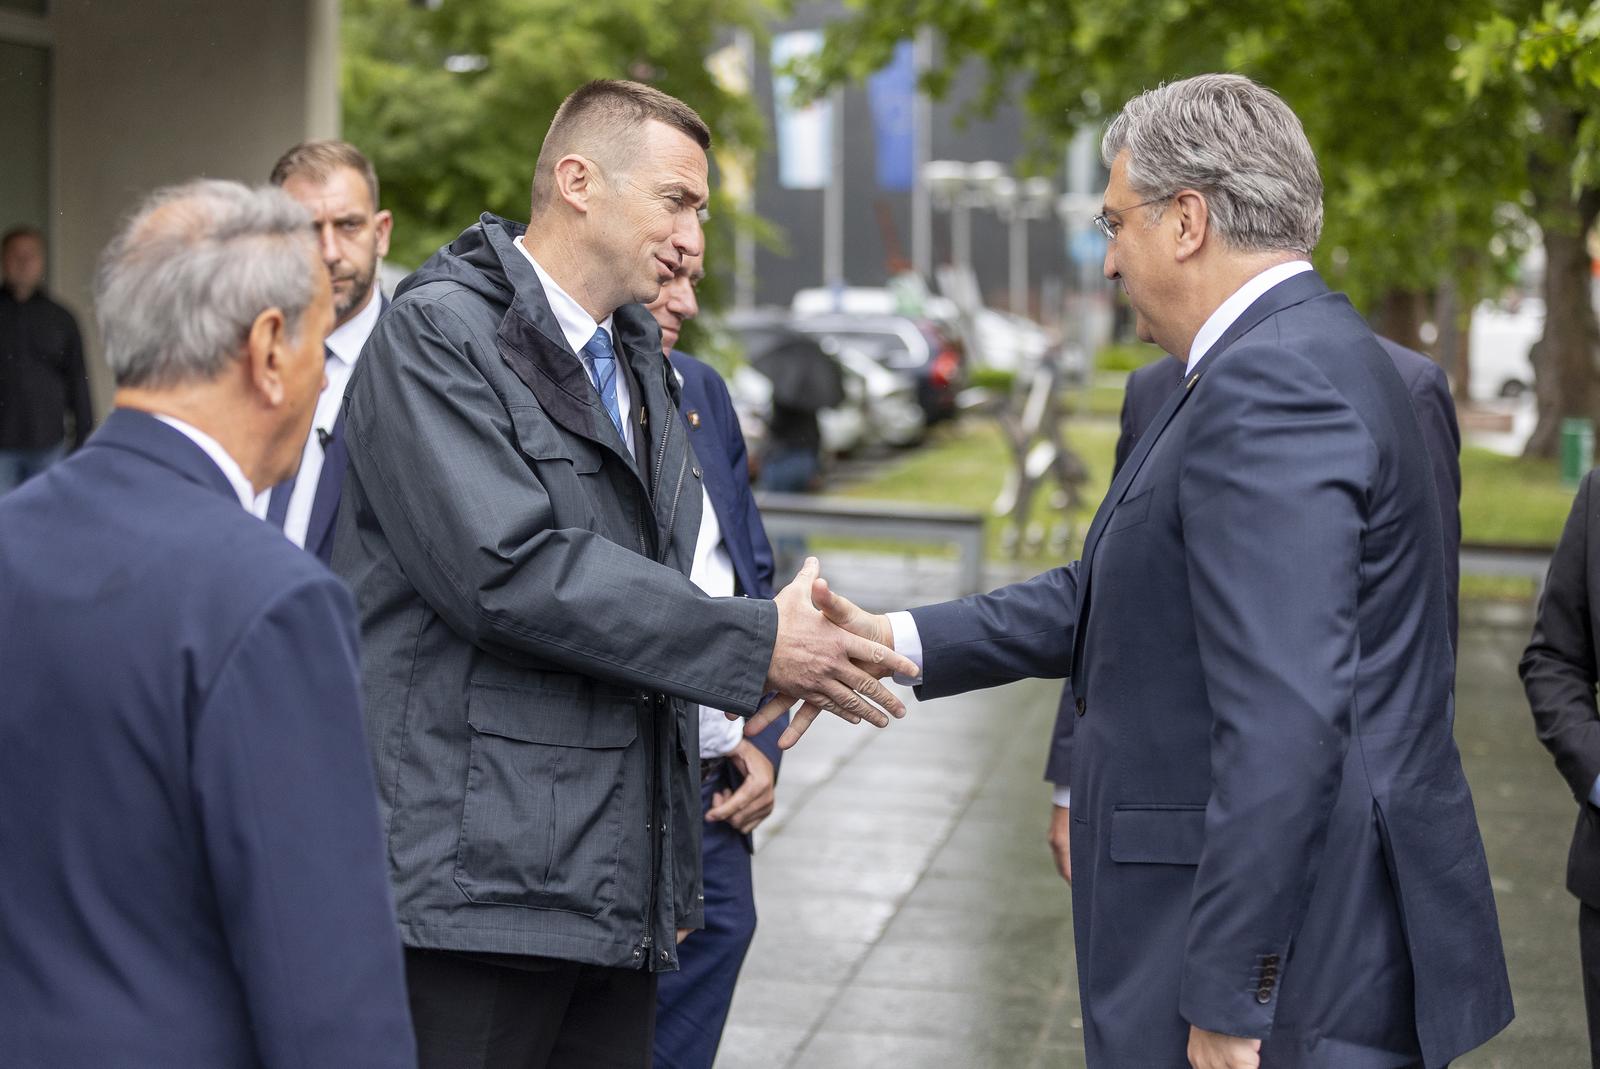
xmin=270 ymin=139 xmax=380 ymax=208
xmin=530 ymin=80 xmax=711 ymax=215
xmin=2 ymin=225 xmax=43 ymax=255
xmin=1102 ymin=74 xmax=1323 ymax=256
xmin=96 ymin=179 xmax=318 ymax=389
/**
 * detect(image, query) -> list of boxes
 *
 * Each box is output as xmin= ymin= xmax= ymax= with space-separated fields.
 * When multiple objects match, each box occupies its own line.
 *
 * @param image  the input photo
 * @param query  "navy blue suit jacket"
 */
xmin=911 ymin=273 xmax=1510 ymax=1066
xmin=1047 ymin=343 xmax=1464 ymax=788
xmin=0 ymin=409 xmax=414 ymax=1067
xmin=675 ymin=352 xmax=787 ymax=773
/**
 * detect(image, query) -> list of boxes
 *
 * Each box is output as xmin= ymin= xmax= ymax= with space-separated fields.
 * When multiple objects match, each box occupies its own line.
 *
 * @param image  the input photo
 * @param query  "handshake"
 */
xmin=742 ymin=557 xmax=913 ymax=749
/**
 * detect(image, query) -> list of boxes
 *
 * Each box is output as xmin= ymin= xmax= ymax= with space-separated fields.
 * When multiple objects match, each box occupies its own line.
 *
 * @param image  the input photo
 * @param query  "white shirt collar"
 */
xmin=513 ymin=235 xmax=614 ymax=356
xmin=1186 ymin=260 xmax=1313 ymax=373
xmin=325 ymin=285 xmax=383 ymax=367
xmin=152 ymin=413 xmax=256 ymax=510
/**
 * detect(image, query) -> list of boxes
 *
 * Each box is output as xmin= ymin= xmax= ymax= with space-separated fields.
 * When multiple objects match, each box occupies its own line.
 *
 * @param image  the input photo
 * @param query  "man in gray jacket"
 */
xmin=333 ymin=80 xmax=911 ymax=1069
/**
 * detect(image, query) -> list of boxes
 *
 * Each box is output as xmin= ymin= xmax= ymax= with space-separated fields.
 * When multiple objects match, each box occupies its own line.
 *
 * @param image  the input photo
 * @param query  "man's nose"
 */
xmin=674 ymin=214 xmax=704 ymax=259
xmin=317 ymin=224 xmax=340 ymax=266
xmin=1103 ymin=244 xmax=1118 ymax=282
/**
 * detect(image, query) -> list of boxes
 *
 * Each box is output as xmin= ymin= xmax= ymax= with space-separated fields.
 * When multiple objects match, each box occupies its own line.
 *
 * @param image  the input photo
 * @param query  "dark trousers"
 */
xmin=1584 ymin=901 xmax=1600 ymax=1069
xmin=653 ymin=770 xmax=758 ymax=1069
xmin=405 ymin=947 xmax=657 ymax=1069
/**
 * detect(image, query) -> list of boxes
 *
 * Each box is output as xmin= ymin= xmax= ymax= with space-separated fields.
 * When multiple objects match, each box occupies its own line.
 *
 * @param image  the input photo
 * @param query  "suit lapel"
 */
xmin=1069 ymin=371 xmax=1201 ymax=699
xmin=302 ymin=412 xmax=347 ymax=561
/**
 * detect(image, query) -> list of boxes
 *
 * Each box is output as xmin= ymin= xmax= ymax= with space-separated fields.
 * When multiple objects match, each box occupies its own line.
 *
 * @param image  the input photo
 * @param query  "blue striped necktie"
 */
xmin=581 ymin=328 xmax=624 ymax=439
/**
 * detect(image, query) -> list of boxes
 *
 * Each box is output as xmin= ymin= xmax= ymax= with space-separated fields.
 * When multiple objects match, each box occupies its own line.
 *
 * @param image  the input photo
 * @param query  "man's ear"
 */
xmin=553 ymin=154 xmax=597 ymax=215
xmin=244 ymin=306 xmax=289 ymax=406
xmin=1173 ymin=190 xmax=1209 ymax=263
xmin=373 ymin=209 xmax=394 ymax=259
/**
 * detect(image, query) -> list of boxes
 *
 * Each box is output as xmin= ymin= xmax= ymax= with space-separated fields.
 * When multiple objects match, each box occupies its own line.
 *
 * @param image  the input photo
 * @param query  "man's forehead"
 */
xmin=282 ymin=167 xmax=374 ymax=216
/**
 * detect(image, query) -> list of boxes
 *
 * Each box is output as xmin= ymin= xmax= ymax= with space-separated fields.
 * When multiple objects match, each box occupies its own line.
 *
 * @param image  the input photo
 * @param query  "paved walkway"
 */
xmin=714 ymin=612 xmax=1586 ymax=1068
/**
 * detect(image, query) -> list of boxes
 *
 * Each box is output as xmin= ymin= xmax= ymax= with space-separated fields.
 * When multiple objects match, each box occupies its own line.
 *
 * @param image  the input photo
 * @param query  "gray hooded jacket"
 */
xmin=333 ymin=213 xmax=776 ymax=970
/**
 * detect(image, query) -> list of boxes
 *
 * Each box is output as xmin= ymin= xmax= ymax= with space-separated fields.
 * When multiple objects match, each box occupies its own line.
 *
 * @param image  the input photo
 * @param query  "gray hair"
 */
xmin=96 ymin=179 xmax=318 ymax=389
xmin=1102 ymin=74 xmax=1323 ymax=256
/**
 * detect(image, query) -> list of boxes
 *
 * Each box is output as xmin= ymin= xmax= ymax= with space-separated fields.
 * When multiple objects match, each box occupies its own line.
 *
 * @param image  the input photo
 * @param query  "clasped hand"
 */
xmin=739 ymin=559 xmax=907 ymax=749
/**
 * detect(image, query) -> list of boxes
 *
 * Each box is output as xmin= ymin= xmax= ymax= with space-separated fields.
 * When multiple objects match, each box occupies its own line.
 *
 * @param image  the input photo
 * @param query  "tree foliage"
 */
xmin=795 ymin=0 xmax=1533 ymax=322
xmin=343 ymin=0 xmax=772 ymax=279
xmin=1458 ymin=0 xmax=1600 ymax=455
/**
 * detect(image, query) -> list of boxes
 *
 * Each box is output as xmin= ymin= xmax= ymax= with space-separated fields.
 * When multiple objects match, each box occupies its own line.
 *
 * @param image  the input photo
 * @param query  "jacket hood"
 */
xmin=398 ymin=212 xmax=525 ymax=312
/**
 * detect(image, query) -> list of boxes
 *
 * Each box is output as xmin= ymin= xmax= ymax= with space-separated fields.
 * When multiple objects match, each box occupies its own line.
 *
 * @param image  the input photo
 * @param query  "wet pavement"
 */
xmin=715 ymin=608 xmax=1588 ymax=1068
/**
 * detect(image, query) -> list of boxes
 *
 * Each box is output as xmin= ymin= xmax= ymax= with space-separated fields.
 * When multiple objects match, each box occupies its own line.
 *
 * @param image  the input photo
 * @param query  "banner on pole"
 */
xmin=771 ymin=31 xmax=831 ymax=190
xmin=868 ymin=40 xmax=916 ymax=193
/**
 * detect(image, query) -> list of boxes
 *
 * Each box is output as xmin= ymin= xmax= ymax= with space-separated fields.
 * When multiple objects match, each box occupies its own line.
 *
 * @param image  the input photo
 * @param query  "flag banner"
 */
xmin=771 ymin=31 xmax=831 ymax=190
xmin=868 ymin=40 xmax=916 ymax=193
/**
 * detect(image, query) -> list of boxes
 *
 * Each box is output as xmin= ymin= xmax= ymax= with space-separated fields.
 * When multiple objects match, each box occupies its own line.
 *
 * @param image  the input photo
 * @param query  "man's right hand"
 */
xmin=762 ymin=557 xmax=918 ymax=738
xmin=1048 ymin=805 xmax=1072 ymax=884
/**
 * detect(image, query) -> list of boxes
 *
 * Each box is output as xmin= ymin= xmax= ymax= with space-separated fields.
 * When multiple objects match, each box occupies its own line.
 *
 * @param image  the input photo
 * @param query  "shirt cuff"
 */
xmin=885 ymin=610 xmax=924 ymax=686
xmin=1052 ymin=785 xmax=1071 ymax=809
xmin=1589 ymin=773 xmax=1600 ymax=809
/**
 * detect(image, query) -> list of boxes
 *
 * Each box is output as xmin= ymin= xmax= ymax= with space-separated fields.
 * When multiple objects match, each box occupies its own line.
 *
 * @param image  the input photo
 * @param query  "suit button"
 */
xmin=1256 ymin=987 xmax=1272 ymax=1004
xmin=1075 ymin=697 xmax=1086 ymax=717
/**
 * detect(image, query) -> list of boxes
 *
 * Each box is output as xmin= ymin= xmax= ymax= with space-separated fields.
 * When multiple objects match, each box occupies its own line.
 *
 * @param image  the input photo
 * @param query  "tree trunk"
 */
xmin=1372 ymin=289 xmax=1431 ymax=353
xmin=1522 ymin=106 xmax=1600 ymax=459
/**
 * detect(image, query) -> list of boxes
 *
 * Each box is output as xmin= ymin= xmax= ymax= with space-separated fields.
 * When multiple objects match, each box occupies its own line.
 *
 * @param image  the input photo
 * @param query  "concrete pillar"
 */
xmin=49 ymin=0 xmax=338 ymax=414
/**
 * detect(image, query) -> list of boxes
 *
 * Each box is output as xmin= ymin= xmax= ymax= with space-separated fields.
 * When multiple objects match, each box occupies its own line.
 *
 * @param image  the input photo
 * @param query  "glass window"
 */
xmin=0 ymin=39 xmax=49 ymax=233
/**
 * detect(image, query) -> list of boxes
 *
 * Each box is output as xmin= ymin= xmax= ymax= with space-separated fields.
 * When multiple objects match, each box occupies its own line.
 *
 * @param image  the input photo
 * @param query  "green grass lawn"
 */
xmin=820 ymin=393 xmax=1578 ymax=587
xmin=1460 ymin=448 xmax=1574 ymax=545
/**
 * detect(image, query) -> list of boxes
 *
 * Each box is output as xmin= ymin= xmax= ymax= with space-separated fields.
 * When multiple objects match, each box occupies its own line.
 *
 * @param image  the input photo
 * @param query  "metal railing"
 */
xmin=754 ymin=492 xmax=987 ymax=596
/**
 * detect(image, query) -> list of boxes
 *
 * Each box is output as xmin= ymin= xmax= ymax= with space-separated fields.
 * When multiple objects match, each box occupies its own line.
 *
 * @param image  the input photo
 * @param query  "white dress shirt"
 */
xmin=889 ymin=260 xmax=1316 ymax=807
xmin=154 ymin=413 xmax=255 ymax=510
xmin=1185 ymin=260 xmax=1312 ymax=374
xmin=689 ymin=489 xmax=744 ymax=758
xmin=250 ymin=286 xmax=382 ymax=545
xmin=513 ymin=235 xmax=632 ymax=451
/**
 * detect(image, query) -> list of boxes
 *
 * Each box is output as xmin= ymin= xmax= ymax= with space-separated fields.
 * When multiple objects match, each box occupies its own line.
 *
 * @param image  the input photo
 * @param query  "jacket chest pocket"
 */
xmin=508 ymin=405 xmax=618 ymax=530
xmin=454 ymin=681 xmax=639 ymax=917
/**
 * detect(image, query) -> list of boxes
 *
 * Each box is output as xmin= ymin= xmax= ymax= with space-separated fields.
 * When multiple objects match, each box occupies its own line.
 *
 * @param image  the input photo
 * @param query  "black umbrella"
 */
xmin=750 ymin=333 xmax=846 ymax=412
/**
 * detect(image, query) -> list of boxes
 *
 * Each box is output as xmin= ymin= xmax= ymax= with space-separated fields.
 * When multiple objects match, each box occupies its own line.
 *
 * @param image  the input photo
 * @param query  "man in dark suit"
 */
xmin=1521 ymin=469 xmax=1600 ymax=1068
xmin=644 ymin=252 xmax=786 ymax=1069
xmin=1048 ymin=344 xmax=1463 ymax=882
xmin=334 ymin=80 xmax=914 ymax=1069
xmin=780 ymin=74 xmax=1511 ymax=1068
xmin=0 ymin=179 xmax=413 ymax=1067
xmin=257 ymin=140 xmax=392 ymax=563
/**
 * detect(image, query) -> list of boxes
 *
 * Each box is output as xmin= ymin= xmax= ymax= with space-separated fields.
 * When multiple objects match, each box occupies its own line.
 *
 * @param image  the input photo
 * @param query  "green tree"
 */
xmin=796 ymin=0 xmax=1532 ymax=377
xmin=342 ymin=0 xmax=772 ymax=323
xmin=1459 ymin=0 xmax=1600 ymax=456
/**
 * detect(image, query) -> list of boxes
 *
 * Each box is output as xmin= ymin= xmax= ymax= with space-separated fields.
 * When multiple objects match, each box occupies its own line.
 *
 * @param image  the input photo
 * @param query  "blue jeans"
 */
xmin=0 ymin=442 xmax=66 ymax=495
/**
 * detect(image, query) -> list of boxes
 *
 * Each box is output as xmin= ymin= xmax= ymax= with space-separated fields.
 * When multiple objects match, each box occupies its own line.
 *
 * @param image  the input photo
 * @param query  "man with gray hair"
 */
xmin=0 ymin=179 xmax=415 ymax=1067
xmin=779 ymin=74 xmax=1513 ymax=1068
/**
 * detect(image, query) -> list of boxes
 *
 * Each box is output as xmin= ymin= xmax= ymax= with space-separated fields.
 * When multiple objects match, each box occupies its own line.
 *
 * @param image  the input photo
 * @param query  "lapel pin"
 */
xmin=687 ymin=409 xmax=701 ymax=429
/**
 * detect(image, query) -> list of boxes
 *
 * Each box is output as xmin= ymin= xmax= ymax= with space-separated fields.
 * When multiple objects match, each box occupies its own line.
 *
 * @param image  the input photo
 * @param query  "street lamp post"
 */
xmin=990 ymin=175 xmax=1055 ymax=317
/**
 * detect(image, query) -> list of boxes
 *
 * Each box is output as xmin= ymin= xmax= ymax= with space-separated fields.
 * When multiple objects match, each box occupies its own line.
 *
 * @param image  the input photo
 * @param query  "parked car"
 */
xmin=1468 ymin=298 xmax=1542 ymax=402
xmin=828 ymin=341 xmax=926 ymax=447
xmin=785 ymin=313 xmax=966 ymax=422
xmin=721 ymin=310 xmax=867 ymax=458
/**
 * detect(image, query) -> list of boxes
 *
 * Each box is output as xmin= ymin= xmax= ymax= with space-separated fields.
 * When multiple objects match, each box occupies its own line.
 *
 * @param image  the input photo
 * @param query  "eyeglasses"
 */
xmin=1092 ymin=194 xmax=1174 ymax=241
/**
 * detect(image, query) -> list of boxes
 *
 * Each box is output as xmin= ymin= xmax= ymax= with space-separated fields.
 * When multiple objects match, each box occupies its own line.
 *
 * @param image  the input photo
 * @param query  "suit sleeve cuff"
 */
xmin=886 ymin=610 xmax=924 ymax=685
xmin=1052 ymin=785 xmax=1072 ymax=809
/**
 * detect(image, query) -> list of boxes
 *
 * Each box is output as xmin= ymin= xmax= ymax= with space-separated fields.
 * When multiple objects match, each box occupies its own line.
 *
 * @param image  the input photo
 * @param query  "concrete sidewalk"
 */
xmin=713 ymin=617 xmax=1587 ymax=1068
